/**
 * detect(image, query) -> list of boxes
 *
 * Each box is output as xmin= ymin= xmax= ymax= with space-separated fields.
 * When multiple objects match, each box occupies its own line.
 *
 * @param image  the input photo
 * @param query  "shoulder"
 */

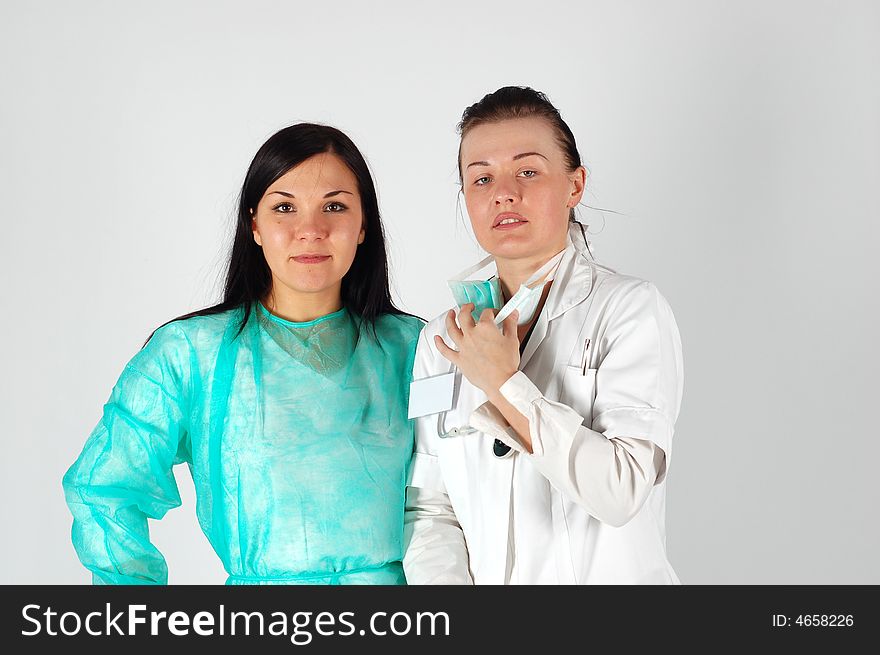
xmin=130 ymin=306 xmax=244 ymax=374
xmin=423 ymin=308 xmax=453 ymax=340
xmin=153 ymin=306 xmax=244 ymax=347
xmin=590 ymin=269 xmax=675 ymax=318
xmin=411 ymin=308 xmax=458 ymax=365
xmin=585 ymin=271 xmax=681 ymax=351
xmin=373 ymin=312 xmax=427 ymax=347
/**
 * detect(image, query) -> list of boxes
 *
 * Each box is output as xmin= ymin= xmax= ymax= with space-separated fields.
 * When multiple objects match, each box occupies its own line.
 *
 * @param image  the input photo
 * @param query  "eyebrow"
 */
xmin=465 ymin=151 xmax=548 ymax=169
xmin=266 ymin=190 xmax=355 ymax=198
xmin=513 ymin=151 xmax=548 ymax=162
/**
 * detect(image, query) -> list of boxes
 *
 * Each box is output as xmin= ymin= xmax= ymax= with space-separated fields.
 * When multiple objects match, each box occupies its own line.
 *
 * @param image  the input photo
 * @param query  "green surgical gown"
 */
xmin=63 ymin=303 xmax=423 ymax=584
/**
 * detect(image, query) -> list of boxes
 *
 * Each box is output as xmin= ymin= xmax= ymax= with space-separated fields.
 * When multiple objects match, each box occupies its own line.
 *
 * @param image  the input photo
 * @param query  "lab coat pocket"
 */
xmin=560 ymin=366 xmax=597 ymax=429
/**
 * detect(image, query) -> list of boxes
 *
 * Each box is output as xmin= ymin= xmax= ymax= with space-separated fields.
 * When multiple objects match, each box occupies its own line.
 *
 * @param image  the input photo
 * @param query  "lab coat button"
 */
xmin=493 ymin=439 xmax=513 ymax=458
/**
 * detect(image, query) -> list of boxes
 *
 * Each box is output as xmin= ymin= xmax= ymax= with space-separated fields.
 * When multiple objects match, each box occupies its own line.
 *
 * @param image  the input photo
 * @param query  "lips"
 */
xmin=493 ymin=212 xmax=528 ymax=229
xmin=291 ymin=254 xmax=331 ymax=264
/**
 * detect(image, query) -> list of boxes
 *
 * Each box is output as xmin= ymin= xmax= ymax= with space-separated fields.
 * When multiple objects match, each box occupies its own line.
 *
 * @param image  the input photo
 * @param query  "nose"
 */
xmin=295 ymin=209 xmax=328 ymax=241
xmin=493 ymin=178 xmax=519 ymax=206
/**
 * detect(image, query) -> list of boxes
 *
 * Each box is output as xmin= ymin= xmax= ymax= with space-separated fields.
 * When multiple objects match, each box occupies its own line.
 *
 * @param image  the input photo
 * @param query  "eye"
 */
xmin=272 ymin=202 xmax=295 ymax=213
xmin=519 ymin=170 xmax=538 ymax=178
xmin=474 ymin=176 xmax=491 ymax=186
xmin=324 ymin=201 xmax=347 ymax=212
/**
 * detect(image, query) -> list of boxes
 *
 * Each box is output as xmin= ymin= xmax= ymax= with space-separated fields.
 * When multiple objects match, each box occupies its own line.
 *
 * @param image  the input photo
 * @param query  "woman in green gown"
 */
xmin=63 ymin=124 xmax=424 ymax=585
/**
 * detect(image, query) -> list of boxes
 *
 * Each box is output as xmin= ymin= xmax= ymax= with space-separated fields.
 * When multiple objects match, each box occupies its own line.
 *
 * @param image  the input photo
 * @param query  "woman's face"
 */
xmin=252 ymin=152 xmax=365 ymax=307
xmin=460 ymin=116 xmax=585 ymax=266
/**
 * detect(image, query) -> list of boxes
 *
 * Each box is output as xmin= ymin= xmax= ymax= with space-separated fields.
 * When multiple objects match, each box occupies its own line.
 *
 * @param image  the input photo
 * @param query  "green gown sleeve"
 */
xmin=62 ymin=324 xmax=192 ymax=584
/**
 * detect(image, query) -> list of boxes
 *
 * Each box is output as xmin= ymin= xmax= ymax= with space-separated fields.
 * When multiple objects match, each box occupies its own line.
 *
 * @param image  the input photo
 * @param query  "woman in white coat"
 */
xmin=403 ymin=86 xmax=684 ymax=584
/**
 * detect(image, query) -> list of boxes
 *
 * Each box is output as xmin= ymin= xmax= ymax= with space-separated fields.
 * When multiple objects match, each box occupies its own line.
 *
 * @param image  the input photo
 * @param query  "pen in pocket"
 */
xmin=580 ymin=338 xmax=591 ymax=375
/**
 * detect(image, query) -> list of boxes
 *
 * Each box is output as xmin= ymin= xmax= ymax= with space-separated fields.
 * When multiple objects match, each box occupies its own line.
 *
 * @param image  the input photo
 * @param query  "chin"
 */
xmin=298 ymin=283 xmax=339 ymax=295
xmin=481 ymin=235 xmax=536 ymax=260
xmin=282 ymin=276 xmax=339 ymax=295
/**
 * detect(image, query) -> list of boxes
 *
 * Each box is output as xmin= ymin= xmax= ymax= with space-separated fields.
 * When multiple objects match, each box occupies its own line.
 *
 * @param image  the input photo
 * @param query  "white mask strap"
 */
xmin=448 ymin=253 xmax=496 ymax=282
xmin=523 ymin=248 xmax=567 ymax=288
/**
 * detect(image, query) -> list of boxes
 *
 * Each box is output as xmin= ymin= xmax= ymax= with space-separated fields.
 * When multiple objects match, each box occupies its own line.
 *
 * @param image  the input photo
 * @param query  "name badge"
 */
xmin=408 ymin=372 xmax=455 ymax=419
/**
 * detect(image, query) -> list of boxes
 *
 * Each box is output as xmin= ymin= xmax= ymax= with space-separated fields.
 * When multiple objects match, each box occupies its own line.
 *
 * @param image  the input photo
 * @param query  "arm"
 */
xmin=449 ymin=282 xmax=684 ymax=527
xmin=402 ymin=326 xmax=472 ymax=584
xmin=472 ymin=375 xmax=667 ymax=527
xmin=403 ymin=485 xmax=472 ymax=584
xmin=62 ymin=325 xmax=192 ymax=584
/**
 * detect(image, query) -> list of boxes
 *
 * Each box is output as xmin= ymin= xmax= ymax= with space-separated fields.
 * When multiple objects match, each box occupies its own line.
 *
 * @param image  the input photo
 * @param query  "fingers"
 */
xmin=478 ymin=308 xmax=496 ymax=323
xmin=434 ymin=334 xmax=459 ymax=365
xmin=444 ymin=309 xmax=462 ymax=344
xmin=457 ymin=303 xmax=477 ymax=329
xmin=502 ymin=309 xmax=519 ymax=337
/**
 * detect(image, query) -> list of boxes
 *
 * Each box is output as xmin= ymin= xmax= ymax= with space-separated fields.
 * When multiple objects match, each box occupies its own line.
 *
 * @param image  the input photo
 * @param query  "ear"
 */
xmin=251 ymin=211 xmax=262 ymax=247
xmin=357 ymin=227 xmax=365 ymax=245
xmin=567 ymin=166 xmax=587 ymax=208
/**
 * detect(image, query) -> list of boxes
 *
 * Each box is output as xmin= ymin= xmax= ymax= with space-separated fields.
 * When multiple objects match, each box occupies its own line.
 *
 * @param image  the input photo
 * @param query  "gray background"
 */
xmin=1 ymin=0 xmax=877 ymax=584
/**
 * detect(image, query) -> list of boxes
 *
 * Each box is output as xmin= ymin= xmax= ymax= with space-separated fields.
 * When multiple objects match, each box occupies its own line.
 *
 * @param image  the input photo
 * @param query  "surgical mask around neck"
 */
xmin=447 ymin=248 xmax=566 ymax=326
xmin=447 ymin=255 xmax=503 ymax=322
xmin=494 ymin=249 xmax=565 ymax=325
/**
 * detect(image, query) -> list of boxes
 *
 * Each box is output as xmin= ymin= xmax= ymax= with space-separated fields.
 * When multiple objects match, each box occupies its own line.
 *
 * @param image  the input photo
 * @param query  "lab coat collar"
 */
xmin=518 ymin=222 xmax=594 ymax=369
xmin=544 ymin=222 xmax=595 ymax=322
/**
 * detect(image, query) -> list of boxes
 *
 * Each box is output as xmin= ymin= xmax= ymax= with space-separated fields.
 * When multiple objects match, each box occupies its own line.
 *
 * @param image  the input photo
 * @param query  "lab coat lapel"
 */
xmin=484 ymin=453 xmax=515 ymax=583
xmin=519 ymin=234 xmax=594 ymax=369
xmin=461 ymin=383 xmax=515 ymax=584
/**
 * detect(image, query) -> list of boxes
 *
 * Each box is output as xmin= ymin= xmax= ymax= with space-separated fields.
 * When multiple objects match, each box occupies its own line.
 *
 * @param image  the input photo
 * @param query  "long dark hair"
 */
xmin=457 ymin=86 xmax=583 ymax=222
xmin=152 ymin=123 xmax=409 ymax=341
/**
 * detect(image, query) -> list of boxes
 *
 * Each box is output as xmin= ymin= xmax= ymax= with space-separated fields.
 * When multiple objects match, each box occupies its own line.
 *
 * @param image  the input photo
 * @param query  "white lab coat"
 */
xmin=404 ymin=224 xmax=684 ymax=584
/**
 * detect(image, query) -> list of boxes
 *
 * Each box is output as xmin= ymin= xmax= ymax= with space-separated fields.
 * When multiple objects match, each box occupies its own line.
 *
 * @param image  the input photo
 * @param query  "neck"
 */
xmin=495 ymin=246 xmax=565 ymax=302
xmin=262 ymin=280 xmax=343 ymax=323
xmin=516 ymin=281 xmax=553 ymax=342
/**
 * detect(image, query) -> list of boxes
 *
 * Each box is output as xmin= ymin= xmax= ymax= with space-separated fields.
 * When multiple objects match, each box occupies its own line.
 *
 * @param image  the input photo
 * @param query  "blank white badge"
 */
xmin=408 ymin=372 xmax=455 ymax=419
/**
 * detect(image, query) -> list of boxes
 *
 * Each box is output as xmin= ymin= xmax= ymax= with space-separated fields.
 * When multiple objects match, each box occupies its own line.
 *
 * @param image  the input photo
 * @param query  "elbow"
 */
xmin=592 ymin=439 xmax=658 ymax=527
xmin=61 ymin=467 xmax=85 ymax=505
xmin=568 ymin=488 xmax=643 ymax=527
xmin=597 ymin=499 xmax=642 ymax=528
xmin=581 ymin=465 xmax=653 ymax=528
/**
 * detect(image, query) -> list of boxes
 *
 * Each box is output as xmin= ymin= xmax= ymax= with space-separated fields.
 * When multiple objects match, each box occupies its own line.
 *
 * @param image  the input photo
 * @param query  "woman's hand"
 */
xmin=435 ymin=303 xmax=520 ymax=397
